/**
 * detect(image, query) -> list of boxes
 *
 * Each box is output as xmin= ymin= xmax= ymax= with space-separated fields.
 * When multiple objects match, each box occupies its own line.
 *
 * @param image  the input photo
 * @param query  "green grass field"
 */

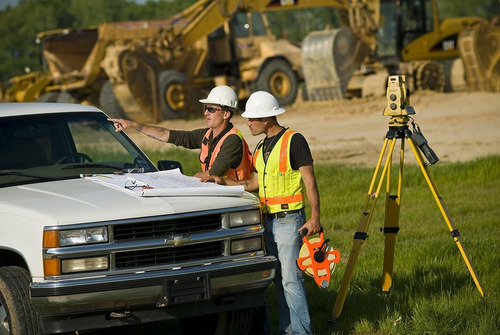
xmin=299 ymin=155 xmax=499 ymax=335
xmin=122 ymin=149 xmax=500 ymax=334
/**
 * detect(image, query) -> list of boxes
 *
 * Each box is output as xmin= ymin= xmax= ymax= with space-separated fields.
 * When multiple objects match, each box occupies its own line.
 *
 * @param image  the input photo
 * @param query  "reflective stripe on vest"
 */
xmin=200 ymin=127 xmax=252 ymax=180
xmin=254 ymin=129 xmax=304 ymax=213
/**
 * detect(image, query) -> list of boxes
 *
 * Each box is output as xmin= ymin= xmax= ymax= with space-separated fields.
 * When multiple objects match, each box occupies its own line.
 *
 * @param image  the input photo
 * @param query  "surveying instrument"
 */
xmin=329 ymin=75 xmax=484 ymax=324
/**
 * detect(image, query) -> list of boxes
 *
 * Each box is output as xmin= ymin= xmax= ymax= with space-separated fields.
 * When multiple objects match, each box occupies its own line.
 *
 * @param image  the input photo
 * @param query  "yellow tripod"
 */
xmin=330 ymin=76 xmax=484 ymax=324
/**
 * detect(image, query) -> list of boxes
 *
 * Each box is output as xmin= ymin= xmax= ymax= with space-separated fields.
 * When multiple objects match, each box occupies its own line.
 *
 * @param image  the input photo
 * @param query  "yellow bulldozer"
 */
xmin=1 ymin=0 xmax=498 ymax=122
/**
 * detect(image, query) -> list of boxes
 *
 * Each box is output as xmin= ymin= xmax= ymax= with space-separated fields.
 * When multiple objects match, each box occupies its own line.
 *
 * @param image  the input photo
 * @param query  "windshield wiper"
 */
xmin=61 ymin=163 xmax=124 ymax=170
xmin=0 ymin=171 xmax=70 ymax=181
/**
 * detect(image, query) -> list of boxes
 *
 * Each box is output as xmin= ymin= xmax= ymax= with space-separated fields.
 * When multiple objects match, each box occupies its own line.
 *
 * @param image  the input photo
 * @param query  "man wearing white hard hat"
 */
xmin=203 ymin=90 xmax=321 ymax=335
xmin=108 ymin=85 xmax=252 ymax=179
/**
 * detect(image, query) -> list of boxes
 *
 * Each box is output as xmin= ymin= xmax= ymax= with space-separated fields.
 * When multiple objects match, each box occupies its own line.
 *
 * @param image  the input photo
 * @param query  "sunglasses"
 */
xmin=204 ymin=106 xmax=223 ymax=113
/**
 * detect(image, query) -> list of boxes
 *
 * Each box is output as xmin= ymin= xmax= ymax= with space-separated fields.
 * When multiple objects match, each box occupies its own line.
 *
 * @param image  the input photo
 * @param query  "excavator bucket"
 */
xmin=301 ymin=27 xmax=370 ymax=101
xmin=458 ymin=16 xmax=500 ymax=92
xmin=120 ymin=50 xmax=162 ymax=123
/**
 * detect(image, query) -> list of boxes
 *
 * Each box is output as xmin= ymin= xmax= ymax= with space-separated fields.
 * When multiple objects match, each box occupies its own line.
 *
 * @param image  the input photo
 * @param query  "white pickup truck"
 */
xmin=0 ymin=103 xmax=276 ymax=334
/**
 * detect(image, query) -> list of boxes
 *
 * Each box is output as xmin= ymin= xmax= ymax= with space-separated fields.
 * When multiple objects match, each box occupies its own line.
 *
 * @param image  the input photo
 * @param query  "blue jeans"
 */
xmin=264 ymin=209 xmax=312 ymax=335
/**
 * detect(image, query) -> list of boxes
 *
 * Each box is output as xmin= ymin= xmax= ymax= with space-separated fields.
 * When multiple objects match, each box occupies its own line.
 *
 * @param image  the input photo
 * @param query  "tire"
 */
xmin=179 ymin=307 xmax=253 ymax=335
xmin=0 ymin=266 xmax=42 ymax=335
xmin=158 ymin=70 xmax=188 ymax=120
xmin=256 ymin=59 xmax=298 ymax=106
xmin=99 ymin=80 xmax=126 ymax=119
xmin=36 ymin=92 xmax=59 ymax=102
xmin=56 ymin=91 xmax=77 ymax=103
xmin=301 ymin=84 xmax=309 ymax=102
xmin=415 ymin=61 xmax=445 ymax=92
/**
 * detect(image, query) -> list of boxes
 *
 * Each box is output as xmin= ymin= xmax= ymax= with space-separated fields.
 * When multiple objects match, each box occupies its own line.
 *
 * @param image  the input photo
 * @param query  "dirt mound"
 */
xmin=129 ymin=91 xmax=500 ymax=166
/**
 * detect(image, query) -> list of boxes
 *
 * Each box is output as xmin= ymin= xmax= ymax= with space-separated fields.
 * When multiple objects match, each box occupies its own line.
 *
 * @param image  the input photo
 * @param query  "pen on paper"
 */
xmin=96 ymin=174 xmax=113 ymax=179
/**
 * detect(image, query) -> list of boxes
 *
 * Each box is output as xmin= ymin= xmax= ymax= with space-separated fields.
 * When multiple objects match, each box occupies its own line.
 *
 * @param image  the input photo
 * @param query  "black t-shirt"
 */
xmin=256 ymin=127 xmax=313 ymax=170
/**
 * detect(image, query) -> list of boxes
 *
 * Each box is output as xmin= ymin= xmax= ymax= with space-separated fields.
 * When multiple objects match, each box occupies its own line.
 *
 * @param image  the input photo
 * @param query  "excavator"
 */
xmin=1 ymin=0 xmax=498 ymax=122
xmin=299 ymin=0 xmax=499 ymax=101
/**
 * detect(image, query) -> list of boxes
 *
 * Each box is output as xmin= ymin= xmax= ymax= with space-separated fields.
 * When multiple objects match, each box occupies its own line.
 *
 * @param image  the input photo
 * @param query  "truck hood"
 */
xmin=0 ymin=178 xmax=257 ymax=226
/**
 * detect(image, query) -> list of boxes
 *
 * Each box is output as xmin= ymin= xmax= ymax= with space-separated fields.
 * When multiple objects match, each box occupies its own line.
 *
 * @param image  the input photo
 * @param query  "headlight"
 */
xmin=59 ymin=227 xmax=108 ymax=246
xmin=61 ymin=256 xmax=109 ymax=273
xmin=231 ymin=237 xmax=262 ymax=255
xmin=224 ymin=209 xmax=261 ymax=228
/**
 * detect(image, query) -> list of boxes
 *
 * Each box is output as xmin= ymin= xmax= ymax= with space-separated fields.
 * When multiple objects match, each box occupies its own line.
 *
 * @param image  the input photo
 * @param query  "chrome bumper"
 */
xmin=31 ymin=256 xmax=276 ymax=315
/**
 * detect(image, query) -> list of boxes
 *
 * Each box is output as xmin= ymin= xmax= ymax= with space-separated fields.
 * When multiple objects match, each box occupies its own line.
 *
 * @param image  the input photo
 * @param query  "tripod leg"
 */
xmin=406 ymin=137 xmax=485 ymax=296
xmin=381 ymin=139 xmax=404 ymax=292
xmin=381 ymin=195 xmax=399 ymax=292
xmin=331 ymin=138 xmax=397 ymax=323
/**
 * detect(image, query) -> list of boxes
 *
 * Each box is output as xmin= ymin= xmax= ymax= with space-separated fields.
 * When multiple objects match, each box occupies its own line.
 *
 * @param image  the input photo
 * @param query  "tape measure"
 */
xmin=297 ymin=228 xmax=340 ymax=289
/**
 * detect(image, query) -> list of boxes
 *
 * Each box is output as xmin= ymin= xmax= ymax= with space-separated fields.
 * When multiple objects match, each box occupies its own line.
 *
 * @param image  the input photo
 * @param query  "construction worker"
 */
xmin=108 ymin=85 xmax=252 ymax=179
xmin=202 ymin=91 xmax=322 ymax=335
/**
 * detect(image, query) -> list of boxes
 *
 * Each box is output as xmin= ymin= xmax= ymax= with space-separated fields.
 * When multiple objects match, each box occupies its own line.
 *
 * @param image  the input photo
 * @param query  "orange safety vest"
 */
xmin=253 ymin=129 xmax=304 ymax=213
xmin=200 ymin=127 xmax=252 ymax=180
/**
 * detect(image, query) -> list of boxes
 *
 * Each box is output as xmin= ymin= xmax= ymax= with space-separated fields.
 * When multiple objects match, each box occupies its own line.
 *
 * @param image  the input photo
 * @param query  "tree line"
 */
xmin=0 ymin=0 xmax=498 ymax=84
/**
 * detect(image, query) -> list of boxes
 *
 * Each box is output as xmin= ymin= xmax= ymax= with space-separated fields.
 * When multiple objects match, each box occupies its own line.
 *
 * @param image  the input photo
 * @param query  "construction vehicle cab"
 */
xmin=207 ymin=11 xmax=301 ymax=105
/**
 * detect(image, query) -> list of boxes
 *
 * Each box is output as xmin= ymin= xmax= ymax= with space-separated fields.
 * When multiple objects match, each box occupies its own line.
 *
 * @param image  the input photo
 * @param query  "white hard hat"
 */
xmin=241 ymin=91 xmax=285 ymax=118
xmin=199 ymin=85 xmax=238 ymax=109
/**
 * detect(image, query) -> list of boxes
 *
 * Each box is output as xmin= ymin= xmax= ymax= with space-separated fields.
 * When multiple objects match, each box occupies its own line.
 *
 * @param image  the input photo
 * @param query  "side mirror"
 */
xmin=158 ymin=160 xmax=183 ymax=174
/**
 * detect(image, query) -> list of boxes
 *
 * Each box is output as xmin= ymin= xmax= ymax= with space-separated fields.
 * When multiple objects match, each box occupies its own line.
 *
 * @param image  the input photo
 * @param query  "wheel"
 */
xmin=301 ymin=84 xmax=309 ymax=102
xmin=490 ymin=60 xmax=500 ymax=92
xmin=415 ymin=61 xmax=445 ymax=92
xmin=56 ymin=91 xmax=77 ymax=103
xmin=99 ymin=80 xmax=126 ymax=119
xmin=56 ymin=152 xmax=93 ymax=165
xmin=256 ymin=59 xmax=298 ymax=106
xmin=36 ymin=92 xmax=59 ymax=102
xmin=0 ymin=266 xmax=43 ymax=335
xmin=158 ymin=70 xmax=188 ymax=120
xmin=179 ymin=308 xmax=253 ymax=335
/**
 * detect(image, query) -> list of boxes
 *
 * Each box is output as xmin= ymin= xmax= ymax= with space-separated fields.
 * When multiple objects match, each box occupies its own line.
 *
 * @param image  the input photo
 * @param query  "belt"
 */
xmin=264 ymin=208 xmax=303 ymax=219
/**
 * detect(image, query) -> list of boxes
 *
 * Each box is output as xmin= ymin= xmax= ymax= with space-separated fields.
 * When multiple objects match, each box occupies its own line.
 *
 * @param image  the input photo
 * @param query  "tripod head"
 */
xmin=382 ymin=75 xmax=439 ymax=165
xmin=383 ymin=75 xmax=415 ymax=119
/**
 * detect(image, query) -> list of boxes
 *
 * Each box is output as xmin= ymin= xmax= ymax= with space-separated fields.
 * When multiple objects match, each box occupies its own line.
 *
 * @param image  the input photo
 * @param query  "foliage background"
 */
xmin=0 ymin=0 xmax=498 ymax=83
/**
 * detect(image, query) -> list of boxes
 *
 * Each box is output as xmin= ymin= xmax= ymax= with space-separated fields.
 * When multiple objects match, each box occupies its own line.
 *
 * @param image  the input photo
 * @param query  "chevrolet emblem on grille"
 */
xmin=165 ymin=235 xmax=190 ymax=247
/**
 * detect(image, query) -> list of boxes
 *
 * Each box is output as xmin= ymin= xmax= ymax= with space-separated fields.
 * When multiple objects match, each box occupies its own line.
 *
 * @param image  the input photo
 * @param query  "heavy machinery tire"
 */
xmin=0 ymin=266 xmax=43 ymax=335
xmin=36 ymin=92 xmax=59 ymax=102
xmin=159 ymin=70 xmax=188 ymax=120
xmin=490 ymin=60 xmax=500 ymax=92
xmin=56 ymin=91 xmax=78 ymax=103
xmin=256 ymin=59 xmax=298 ymax=106
xmin=99 ymin=80 xmax=126 ymax=119
xmin=301 ymin=84 xmax=309 ymax=102
xmin=415 ymin=61 xmax=445 ymax=92
xmin=179 ymin=307 xmax=253 ymax=335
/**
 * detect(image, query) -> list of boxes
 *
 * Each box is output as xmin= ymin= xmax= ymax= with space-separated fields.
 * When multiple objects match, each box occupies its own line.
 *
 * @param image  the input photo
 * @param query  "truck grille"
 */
xmin=113 ymin=214 xmax=221 ymax=241
xmin=115 ymin=241 xmax=223 ymax=269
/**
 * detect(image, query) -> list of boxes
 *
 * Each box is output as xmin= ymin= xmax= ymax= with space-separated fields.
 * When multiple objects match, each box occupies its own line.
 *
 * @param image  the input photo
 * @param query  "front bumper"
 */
xmin=31 ymin=256 xmax=276 ymax=333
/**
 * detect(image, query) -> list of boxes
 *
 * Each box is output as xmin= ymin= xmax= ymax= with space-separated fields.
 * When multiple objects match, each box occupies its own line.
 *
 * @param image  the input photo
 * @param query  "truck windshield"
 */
xmin=0 ymin=112 xmax=156 ymax=188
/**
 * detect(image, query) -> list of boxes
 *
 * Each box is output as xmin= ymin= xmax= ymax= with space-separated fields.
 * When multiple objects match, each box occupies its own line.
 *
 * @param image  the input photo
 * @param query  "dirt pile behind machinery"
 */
xmin=129 ymin=90 xmax=500 ymax=166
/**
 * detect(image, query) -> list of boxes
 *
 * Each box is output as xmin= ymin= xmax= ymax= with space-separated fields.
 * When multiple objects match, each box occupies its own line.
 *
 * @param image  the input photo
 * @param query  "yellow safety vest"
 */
xmin=253 ymin=129 xmax=304 ymax=214
xmin=200 ymin=127 xmax=252 ymax=180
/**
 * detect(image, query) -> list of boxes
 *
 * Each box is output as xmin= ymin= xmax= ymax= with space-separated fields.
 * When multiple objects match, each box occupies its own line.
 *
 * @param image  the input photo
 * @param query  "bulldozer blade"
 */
xmin=301 ymin=27 xmax=370 ymax=101
xmin=458 ymin=18 xmax=500 ymax=92
xmin=121 ymin=50 xmax=162 ymax=123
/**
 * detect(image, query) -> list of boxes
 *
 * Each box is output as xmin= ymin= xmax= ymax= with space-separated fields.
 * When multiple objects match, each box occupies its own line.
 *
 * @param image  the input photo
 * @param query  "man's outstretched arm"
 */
xmin=108 ymin=118 xmax=170 ymax=142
